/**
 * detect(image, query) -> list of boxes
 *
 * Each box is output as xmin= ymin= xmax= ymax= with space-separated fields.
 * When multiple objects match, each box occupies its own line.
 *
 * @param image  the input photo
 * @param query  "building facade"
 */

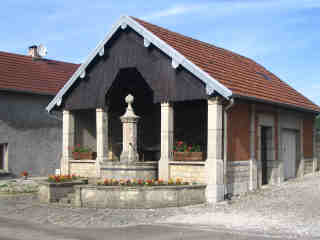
xmin=0 ymin=50 xmax=78 ymax=176
xmin=46 ymin=16 xmax=319 ymax=202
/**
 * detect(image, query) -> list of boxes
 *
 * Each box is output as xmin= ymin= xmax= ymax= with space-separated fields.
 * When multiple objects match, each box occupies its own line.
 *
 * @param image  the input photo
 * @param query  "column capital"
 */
xmin=160 ymin=101 xmax=172 ymax=107
xmin=208 ymin=96 xmax=223 ymax=105
xmin=63 ymin=109 xmax=71 ymax=115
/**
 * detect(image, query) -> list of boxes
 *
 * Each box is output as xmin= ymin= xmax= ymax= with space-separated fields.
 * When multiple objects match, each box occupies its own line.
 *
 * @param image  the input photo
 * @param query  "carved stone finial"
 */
xmin=121 ymin=94 xmax=138 ymax=120
xmin=125 ymin=94 xmax=134 ymax=103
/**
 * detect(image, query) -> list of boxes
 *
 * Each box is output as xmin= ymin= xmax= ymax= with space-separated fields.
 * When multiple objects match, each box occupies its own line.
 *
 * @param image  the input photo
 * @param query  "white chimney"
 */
xmin=28 ymin=45 xmax=40 ymax=58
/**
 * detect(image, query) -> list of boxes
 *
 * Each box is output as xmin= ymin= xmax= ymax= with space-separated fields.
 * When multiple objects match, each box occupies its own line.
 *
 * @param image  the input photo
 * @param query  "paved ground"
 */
xmin=1 ymin=174 xmax=320 ymax=239
xmin=0 ymin=217 xmax=292 ymax=240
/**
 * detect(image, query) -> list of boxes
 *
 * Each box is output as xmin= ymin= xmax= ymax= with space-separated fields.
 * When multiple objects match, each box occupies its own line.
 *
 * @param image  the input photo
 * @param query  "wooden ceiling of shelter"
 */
xmin=106 ymin=68 xmax=154 ymax=116
xmin=62 ymin=28 xmax=207 ymax=110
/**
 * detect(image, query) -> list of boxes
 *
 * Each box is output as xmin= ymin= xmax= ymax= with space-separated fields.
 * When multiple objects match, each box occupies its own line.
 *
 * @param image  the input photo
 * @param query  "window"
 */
xmin=0 ymin=144 xmax=8 ymax=171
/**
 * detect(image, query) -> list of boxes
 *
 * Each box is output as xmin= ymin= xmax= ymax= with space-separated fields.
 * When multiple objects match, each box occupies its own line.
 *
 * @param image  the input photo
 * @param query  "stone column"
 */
xmin=205 ymin=97 xmax=224 ymax=203
xmin=62 ymin=110 xmax=75 ymax=175
xmin=249 ymin=104 xmax=258 ymax=191
xmin=120 ymin=94 xmax=140 ymax=163
xmin=159 ymin=102 xmax=174 ymax=181
xmin=96 ymin=107 xmax=109 ymax=177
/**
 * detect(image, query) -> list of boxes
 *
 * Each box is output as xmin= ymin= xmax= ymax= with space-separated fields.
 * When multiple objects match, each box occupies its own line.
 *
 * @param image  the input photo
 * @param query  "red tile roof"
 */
xmin=0 ymin=51 xmax=79 ymax=95
xmin=133 ymin=17 xmax=320 ymax=113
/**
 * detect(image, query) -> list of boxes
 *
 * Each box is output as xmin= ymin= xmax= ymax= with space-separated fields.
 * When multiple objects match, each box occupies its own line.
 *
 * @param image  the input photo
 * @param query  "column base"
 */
xmin=158 ymin=157 xmax=170 ymax=181
xmin=313 ymin=157 xmax=318 ymax=174
xmin=297 ymin=158 xmax=305 ymax=178
xmin=249 ymin=158 xmax=258 ymax=191
xmin=278 ymin=160 xmax=284 ymax=184
xmin=61 ymin=157 xmax=70 ymax=175
xmin=206 ymin=184 xmax=225 ymax=203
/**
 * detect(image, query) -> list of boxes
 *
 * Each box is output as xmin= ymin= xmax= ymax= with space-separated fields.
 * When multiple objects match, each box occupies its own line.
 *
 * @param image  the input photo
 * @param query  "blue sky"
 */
xmin=2 ymin=0 xmax=320 ymax=105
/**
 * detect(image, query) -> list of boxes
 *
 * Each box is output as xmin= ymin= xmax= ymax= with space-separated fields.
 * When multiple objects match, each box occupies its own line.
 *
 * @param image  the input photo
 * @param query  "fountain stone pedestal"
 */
xmin=100 ymin=94 xmax=157 ymax=180
xmin=120 ymin=94 xmax=139 ymax=163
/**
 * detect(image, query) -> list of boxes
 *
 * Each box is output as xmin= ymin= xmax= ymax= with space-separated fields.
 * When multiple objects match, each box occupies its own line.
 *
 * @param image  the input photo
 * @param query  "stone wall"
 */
xmin=38 ymin=181 xmax=86 ymax=203
xmin=169 ymin=162 xmax=206 ymax=183
xmin=74 ymin=184 xmax=206 ymax=208
xmin=100 ymin=162 xmax=157 ymax=180
xmin=304 ymin=158 xmax=314 ymax=175
xmin=69 ymin=160 xmax=96 ymax=178
xmin=0 ymin=91 xmax=62 ymax=176
xmin=266 ymin=160 xmax=280 ymax=185
xmin=226 ymin=161 xmax=250 ymax=195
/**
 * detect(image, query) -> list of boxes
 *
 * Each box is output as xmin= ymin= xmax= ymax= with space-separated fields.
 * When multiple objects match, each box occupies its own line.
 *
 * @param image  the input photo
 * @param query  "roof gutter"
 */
xmin=223 ymin=97 xmax=235 ymax=199
xmin=232 ymin=94 xmax=320 ymax=115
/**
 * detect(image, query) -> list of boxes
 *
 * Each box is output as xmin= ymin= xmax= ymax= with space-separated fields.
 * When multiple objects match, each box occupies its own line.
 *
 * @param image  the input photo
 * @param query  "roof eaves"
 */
xmin=46 ymin=15 xmax=232 ymax=112
xmin=0 ymin=87 xmax=55 ymax=96
xmin=233 ymin=94 xmax=320 ymax=114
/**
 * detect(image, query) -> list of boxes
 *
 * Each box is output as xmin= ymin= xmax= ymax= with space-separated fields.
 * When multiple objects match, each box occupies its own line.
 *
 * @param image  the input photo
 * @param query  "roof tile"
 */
xmin=0 ymin=51 xmax=79 ymax=95
xmin=133 ymin=17 xmax=320 ymax=112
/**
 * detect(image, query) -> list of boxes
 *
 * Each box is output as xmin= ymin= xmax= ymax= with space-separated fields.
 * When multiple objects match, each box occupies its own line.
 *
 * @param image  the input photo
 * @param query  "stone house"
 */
xmin=47 ymin=16 xmax=320 ymax=202
xmin=0 ymin=47 xmax=78 ymax=176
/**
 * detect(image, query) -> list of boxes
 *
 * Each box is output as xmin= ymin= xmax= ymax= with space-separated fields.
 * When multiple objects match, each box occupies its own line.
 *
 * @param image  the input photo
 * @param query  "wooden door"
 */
xmin=282 ymin=130 xmax=296 ymax=179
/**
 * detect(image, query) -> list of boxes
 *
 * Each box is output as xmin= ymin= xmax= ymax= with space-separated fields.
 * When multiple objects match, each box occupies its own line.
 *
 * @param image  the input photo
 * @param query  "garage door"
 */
xmin=282 ymin=130 xmax=296 ymax=179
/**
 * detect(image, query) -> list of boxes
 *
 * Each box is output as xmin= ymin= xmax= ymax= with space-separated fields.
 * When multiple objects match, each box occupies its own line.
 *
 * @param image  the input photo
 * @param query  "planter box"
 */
xmin=173 ymin=152 xmax=204 ymax=161
xmin=38 ymin=180 xmax=87 ymax=203
xmin=72 ymin=152 xmax=96 ymax=160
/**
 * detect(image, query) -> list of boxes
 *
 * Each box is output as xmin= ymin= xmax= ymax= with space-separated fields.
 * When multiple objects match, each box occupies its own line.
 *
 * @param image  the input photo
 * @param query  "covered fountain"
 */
xmin=100 ymin=94 xmax=157 ymax=180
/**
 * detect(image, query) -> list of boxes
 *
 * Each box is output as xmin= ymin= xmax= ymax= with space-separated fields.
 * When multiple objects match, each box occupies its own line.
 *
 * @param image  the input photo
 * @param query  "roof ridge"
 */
xmin=0 ymin=50 xmax=79 ymax=66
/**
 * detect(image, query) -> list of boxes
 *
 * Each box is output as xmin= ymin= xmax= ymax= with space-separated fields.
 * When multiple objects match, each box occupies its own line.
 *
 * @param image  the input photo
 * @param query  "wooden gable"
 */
xmin=62 ymin=27 xmax=207 ymax=110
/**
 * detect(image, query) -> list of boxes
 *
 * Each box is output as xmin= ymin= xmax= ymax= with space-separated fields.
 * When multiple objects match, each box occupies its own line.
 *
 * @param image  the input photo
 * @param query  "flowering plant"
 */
xmin=97 ymin=178 xmax=190 ymax=186
xmin=71 ymin=144 xmax=92 ymax=153
xmin=173 ymin=141 xmax=201 ymax=152
xmin=21 ymin=171 xmax=29 ymax=177
xmin=47 ymin=174 xmax=79 ymax=183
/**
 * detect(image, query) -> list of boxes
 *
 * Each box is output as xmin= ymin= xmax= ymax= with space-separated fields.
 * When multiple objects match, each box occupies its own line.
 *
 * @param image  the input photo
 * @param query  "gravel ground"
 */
xmin=0 ymin=174 xmax=320 ymax=239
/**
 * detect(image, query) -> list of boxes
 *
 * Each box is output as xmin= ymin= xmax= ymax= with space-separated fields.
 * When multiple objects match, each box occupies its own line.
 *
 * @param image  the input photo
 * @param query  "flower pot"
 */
xmin=72 ymin=152 xmax=96 ymax=160
xmin=173 ymin=152 xmax=204 ymax=161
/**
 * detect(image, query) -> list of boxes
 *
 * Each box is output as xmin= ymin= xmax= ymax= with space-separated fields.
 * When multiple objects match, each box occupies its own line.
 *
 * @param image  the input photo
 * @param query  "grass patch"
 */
xmin=0 ymin=184 xmax=8 ymax=188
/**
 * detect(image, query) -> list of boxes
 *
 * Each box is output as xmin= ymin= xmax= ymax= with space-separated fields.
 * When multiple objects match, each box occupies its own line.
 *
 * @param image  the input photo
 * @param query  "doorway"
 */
xmin=261 ymin=126 xmax=272 ymax=185
xmin=282 ymin=129 xmax=297 ymax=180
xmin=0 ymin=144 xmax=7 ymax=170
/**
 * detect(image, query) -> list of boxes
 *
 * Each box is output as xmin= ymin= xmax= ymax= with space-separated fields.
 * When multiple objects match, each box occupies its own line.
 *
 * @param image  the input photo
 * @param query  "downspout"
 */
xmin=224 ymin=98 xmax=235 ymax=199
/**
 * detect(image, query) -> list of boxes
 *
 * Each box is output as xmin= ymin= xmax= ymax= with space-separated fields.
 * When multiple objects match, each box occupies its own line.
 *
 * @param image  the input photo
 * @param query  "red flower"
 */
xmin=177 ymin=141 xmax=183 ymax=146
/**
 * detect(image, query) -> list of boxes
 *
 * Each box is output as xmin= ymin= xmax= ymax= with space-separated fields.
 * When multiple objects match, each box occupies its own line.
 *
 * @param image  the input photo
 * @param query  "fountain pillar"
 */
xmin=120 ymin=94 xmax=140 ymax=163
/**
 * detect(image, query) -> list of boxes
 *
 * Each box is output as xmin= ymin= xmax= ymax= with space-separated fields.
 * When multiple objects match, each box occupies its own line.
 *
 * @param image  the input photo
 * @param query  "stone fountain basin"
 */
xmin=100 ymin=161 xmax=158 ymax=180
xmin=74 ymin=184 xmax=206 ymax=209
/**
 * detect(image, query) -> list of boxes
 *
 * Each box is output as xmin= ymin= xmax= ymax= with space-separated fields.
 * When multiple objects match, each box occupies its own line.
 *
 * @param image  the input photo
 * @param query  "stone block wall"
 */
xmin=70 ymin=160 xmax=96 ymax=178
xmin=266 ymin=160 xmax=280 ymax=185
xmin=74 ymin=184 xmax=206 ymax=209
xmin=169 ymin=163 xmax=206 ymax=183
xmin=100 ymin=162 xmax=157 ymax=180
xmin=304 ymin=158 xmax=314 ymax=175
xmin=226 ymin=161 xmax=250 ymax=195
